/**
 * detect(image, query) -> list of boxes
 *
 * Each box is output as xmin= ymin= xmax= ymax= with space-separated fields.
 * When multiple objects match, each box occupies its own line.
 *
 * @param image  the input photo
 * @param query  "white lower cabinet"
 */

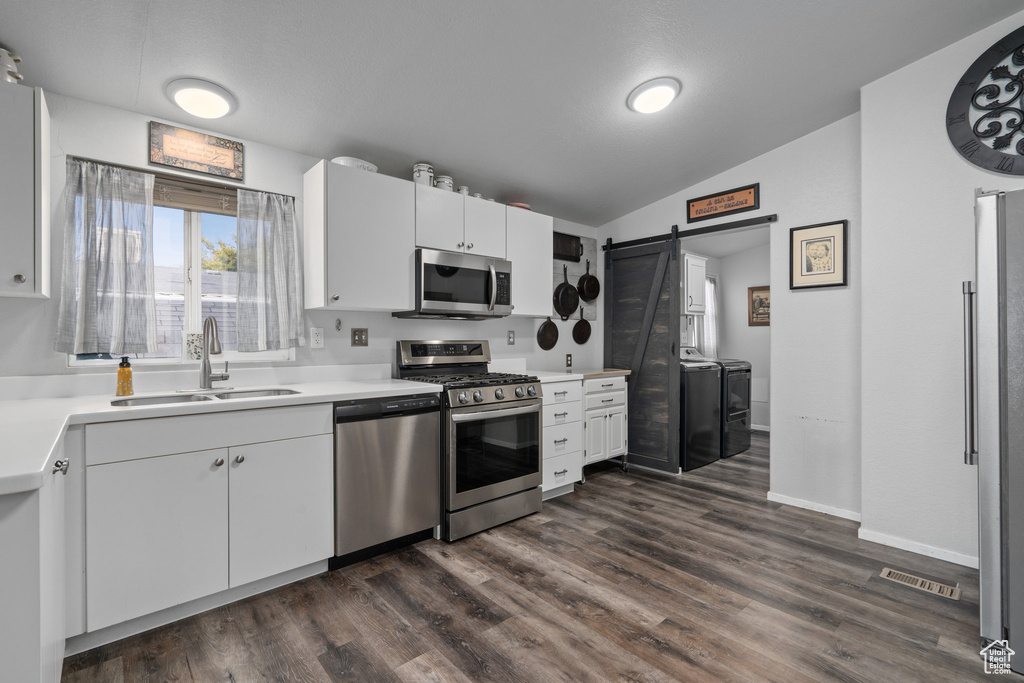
xmin=84 ymin=406 xmax=333 ymax=632
xmin=584 ymin=376 xmax=628 ymax=465
xmin=541 ymin=378 xmax=583 ymax=498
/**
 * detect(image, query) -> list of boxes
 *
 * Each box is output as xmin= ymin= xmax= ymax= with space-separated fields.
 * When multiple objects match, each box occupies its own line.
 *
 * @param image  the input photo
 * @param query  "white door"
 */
xmin=416 ymin=183 xmax=465 ymax=252
xmin=464 ymin=195 xmax=506 ymax=258
xmin=86 ymin=449 xmax=229 ymax=630
xmin=506 ymin=207 xmax=554 ymax=317
xmin=606 ymin=405 xmax=627 ymax=458
xmin=228 ymin=435 xmax=334 ymax=587
xmin=585 ymin=410 xmax=607 ymax=464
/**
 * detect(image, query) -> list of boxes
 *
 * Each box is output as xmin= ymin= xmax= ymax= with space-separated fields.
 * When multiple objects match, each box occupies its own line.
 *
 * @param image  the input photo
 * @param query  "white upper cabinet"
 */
xmin=505 ymin=206 xmax=552 ymax=317
xmin=416 ymin=184 xmax=506 ymax=258
xmin=0 ymin=85 xmax=49 ymax=298
xmin=303 ymin=160 xmax=415 ymax=310
xmin=683 ymin=252 xmax=707 ymax=315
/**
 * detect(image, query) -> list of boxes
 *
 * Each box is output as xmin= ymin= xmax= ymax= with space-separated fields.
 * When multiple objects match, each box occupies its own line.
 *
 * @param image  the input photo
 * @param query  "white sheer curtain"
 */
xmin=697 ymin=275 xmax=719 ymax=359
xmin=54 ymin=160 xmax=156 ymax=354
xmin=236 ymin=189 xmax=304 ymax=351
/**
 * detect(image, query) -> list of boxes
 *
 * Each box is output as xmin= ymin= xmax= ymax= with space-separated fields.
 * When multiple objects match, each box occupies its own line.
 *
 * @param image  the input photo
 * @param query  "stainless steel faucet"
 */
xmin=199 ymin=316 xmax=230 ymax=389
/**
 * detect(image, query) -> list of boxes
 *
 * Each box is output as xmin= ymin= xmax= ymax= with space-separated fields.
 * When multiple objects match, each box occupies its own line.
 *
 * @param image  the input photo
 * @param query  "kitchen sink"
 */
xmin=111 ymin=394 xmax=216 ymax=407
xmin=212 ymin=388 xmax=301 ymax=399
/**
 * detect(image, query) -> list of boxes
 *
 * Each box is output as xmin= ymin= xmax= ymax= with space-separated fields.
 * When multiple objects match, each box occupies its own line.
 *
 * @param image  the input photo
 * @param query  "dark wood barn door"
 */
xmin=604 ymin=239 xmax=681 ymax=473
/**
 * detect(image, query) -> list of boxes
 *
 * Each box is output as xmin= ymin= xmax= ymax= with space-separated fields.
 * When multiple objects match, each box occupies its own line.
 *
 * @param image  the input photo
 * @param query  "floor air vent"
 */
xmin=879 ymin=567 xmax=961 ymax=600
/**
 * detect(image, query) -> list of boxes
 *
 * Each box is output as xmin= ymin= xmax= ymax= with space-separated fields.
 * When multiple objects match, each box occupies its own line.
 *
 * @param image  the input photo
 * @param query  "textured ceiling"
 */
xmin=1 ymin=0 xmax=1021 ymax=227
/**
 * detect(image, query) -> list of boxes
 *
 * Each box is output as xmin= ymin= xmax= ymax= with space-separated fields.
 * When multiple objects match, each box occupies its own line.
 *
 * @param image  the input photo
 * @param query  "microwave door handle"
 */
xmin=964 ymin=280 xmax=978 ymax=465
xmin=488 ymin=264 xmax=497 ymax=311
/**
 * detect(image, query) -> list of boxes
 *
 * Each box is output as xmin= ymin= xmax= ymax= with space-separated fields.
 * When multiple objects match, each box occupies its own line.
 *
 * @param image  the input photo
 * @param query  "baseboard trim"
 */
xmin=857 ymin=527 xmax=979 ymax=568
xmin=767 ymin=491 xmax=861 ymax=522
xmin=751 ymin=424 xmax=770 ymax=433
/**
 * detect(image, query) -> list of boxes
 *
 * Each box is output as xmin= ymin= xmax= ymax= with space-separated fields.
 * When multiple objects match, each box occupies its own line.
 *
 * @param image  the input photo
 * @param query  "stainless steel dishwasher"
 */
xmin=330 ymin=394 xmax=441 ymax=570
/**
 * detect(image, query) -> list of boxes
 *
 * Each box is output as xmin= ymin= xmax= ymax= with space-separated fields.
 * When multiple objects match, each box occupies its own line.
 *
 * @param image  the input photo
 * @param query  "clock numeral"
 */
xmin=960 ymin=139 xmax=982 ymax=158
xmin=997 ymin=157 xmax=1016 ymax=172
xmin=948 ymin=114 xmax=966 ymax=126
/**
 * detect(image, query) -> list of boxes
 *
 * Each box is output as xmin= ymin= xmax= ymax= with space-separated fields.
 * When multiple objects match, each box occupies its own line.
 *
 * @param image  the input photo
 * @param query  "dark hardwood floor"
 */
xmin=63 ymin=433 xmax=990 ymax=681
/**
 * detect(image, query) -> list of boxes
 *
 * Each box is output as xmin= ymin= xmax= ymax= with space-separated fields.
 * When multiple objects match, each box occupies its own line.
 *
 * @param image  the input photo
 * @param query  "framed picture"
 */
xmin=748 ymin=286 xmax=770 ymax=326
xmin=789 ymin=220 xmax=848 ymax=289
xmin=149 ymin=121 xmax=244 ymax=180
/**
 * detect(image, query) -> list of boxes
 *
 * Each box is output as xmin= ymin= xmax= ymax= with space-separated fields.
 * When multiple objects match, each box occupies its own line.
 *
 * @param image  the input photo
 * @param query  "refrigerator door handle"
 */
xmin=963 ymin=280 xmax=978 ymax=465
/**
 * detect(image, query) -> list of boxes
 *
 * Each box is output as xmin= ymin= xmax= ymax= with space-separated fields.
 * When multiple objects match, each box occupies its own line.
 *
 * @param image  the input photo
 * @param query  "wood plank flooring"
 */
xmin=63 ymin=433 xmax=990 ymax=681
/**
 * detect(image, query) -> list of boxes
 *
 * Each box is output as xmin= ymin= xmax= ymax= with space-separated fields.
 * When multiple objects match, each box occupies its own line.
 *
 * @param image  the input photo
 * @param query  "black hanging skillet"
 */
xmin=537 ymin=317 xmax=559 ymax=350
xmin=577 ymin=259 xmax=600 ymax=302
xmin=553 ymin=264 xmax=580 ymax=320
xmin=572 ymin=308 xmax=591 ymax=344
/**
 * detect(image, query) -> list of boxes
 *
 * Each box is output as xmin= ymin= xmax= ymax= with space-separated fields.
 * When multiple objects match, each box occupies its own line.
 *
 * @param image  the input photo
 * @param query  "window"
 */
xmin=72 ymin=177 xmax=292 ymax=365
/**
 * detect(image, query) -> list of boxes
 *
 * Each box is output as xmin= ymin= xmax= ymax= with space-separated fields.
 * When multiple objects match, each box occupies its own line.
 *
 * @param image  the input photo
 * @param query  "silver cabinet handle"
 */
xmin=13 ymin=274 xmax=26 ymax=284
xmin=602 ymin=383 xmax=614 ymax=387
xmin=964 ymin=281 xmax=978 ymax=465
xmin=554 ymin=469 xmax=568 ymax=476
xmin=214 ymin=458 xmax=225 ymax=467
xmin=688 ymin=295 xmax=693 ymax=307
xmin=235 ymin=455 xmax=245 ymax=464
xmin=52 ymin=459 xmax=69 ymax=475
xmin=554 ymin=391 xmax=568 ymax=396
xmin=602 ymin=398 xmax=614 ymax=403
xmin=331 ymin=294 xmax=340 ymax=301
xmin=487 ymin=264 xmax=497 ymax=311
xmin=457 ymin=241 xmax=465 ymax=248
xmin=554 ymin=438 xmax=568 ymax=445
xmin=554 ymin=412 xmax=568 ymax=418
xmin=467 ymin=243 xmax=474 ymax=249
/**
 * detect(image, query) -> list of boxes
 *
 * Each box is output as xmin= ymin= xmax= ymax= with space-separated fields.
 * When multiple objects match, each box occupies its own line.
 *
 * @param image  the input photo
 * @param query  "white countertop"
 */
xmin=0 ymin=378 xmax=440 ymax=497
xmin=532 ymin=370 xmax=585 ymax=383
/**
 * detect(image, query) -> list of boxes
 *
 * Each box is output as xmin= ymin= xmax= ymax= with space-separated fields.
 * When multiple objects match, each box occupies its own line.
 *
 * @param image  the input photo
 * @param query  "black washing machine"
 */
xmin=679 ymin=348 xmax=722 ymax=471
xmin=717 ymin=359 xmax=752 ymax=457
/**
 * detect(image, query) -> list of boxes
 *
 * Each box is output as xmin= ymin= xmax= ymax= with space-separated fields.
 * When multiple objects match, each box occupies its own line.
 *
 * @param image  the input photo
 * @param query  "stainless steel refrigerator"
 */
xmin=965 ymin=189 xmax=1024 ymax=669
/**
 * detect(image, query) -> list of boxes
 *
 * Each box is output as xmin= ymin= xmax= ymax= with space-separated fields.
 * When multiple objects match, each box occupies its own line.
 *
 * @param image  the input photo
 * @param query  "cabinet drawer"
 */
xmin=543 ymin=421 xmax=582 ymax=458
xmin=543 ymin=400 xmax=582 ymax=427
xmin=543 ymin=451 xmax=582 ymax=491
xmin=544 ymin=381 xmax=582 ymax=404
xmin=87 ymin=404 xmax=333 ymax=465
xmin=584 ymin=376 xmax=626 ymax=394
xmin=585 ymin=389 xmax=626 ymax=411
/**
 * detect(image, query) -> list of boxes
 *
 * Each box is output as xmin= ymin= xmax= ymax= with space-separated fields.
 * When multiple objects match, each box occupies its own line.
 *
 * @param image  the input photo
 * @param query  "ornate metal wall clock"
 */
xmin=947 ymin=25 xmax=1024 ymax=175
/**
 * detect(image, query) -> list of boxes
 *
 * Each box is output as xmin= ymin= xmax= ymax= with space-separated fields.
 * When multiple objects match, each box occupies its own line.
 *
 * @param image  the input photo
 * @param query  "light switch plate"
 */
xmin=351 ymin=328 xmax=368 ymax=347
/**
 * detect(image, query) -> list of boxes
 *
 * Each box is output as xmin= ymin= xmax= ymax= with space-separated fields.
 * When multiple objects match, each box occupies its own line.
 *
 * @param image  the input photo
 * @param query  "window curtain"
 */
xmin=697 ymin=275 xmax=719 ymax=359
xmin=236 ymin=189 xmax=304 ymax=351
xmin=54 ymin=160 xmax=156 ymax=354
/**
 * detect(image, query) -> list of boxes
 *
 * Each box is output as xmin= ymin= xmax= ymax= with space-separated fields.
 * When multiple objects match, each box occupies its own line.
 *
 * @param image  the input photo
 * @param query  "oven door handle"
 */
xmin=488 ymin=264 xmax=497 ymax=311
xmin=450 ymin=403 xmax=541 ymax=422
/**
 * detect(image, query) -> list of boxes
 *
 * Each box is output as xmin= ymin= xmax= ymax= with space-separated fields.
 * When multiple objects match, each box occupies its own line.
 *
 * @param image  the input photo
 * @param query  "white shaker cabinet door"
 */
xmin=416 ymin=183 xmax=465 ymax=253
xmin=86 ymin=449 xmax=229 ymax=631
xmin=228 ymin=434 xmax=334 ymax=587
xmin=506 ymin=206 xmax=553 ymax=317
xmin=585 ymin=410 xmax=607 ymax=465
xmin=464 ymin=195 xmax=506 ymax=258
xmin=683 ymin=253 xmax=707 ymax=315
xmin=607 ymin=404 xmax=627 ymax=458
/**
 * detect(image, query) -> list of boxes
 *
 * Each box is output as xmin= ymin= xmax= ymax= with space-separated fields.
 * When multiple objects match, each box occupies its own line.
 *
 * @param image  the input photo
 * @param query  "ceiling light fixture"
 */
xmin=165 ymin=78 xmax=237 ymax=119
xmin=627 ymin=77 xmax=681 ymax=114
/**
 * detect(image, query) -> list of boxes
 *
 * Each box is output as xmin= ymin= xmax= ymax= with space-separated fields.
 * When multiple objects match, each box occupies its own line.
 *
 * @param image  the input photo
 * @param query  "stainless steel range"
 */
xmin=396 ymin=340 xmax=543 ymax=541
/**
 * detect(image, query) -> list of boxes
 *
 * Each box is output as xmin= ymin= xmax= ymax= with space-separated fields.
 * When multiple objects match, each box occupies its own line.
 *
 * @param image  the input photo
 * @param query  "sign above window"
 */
xmin=149 ymin=121 xmax=244 ymax=181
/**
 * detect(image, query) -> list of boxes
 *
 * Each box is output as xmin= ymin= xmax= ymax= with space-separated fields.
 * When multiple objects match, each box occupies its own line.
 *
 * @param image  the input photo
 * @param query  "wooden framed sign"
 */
xmin=149 ymin=122 xmax=244 ymax=180
xmin=686 ymin=183 xmax=759 ymax=223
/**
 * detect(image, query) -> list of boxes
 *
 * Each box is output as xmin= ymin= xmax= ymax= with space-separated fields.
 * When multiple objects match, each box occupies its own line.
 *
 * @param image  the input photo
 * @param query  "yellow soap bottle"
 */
xmin=116 ymin=356 xmax=134 ymax=397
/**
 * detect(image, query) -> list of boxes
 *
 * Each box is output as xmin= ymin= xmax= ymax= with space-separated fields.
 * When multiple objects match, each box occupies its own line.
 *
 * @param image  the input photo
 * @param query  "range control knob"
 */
xmin=473 ymin=390 xmax=484 ymax=403
xmin=495 ymin=388 xmax=505 ymax=400
xmin=515 ymin=386 xmax=525 ymax=398
xmin=458 ymin=391 xmax=469 ymax=404
xmin=526 ymin=385 xmax=537 ymax=397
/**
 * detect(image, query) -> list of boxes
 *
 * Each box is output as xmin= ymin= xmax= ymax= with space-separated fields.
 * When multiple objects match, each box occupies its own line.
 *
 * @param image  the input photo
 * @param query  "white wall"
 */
xmin=602 ymin=113 xmax=862 ymax=519
xmin=0 ymin=92 xmax=603 ymax=380
xmin=718 ymin=243 xmax=770 ymax=428
xmin=859 ymin=9 xmax=1024 ymax=566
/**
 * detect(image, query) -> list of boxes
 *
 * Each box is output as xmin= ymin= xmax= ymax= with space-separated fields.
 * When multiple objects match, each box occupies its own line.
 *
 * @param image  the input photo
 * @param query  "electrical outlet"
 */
xmin=507 ymin=330 xmax=515 ymax=345
xmin=351 ymin=328 xmax=368 ymax=347
xmin=565 ymin=353 xmax=572 ymax=368
xmin=310 ymin=327 xmax=324 ymax=349
xmin=335 ymin=318 xmax=342 ymax=332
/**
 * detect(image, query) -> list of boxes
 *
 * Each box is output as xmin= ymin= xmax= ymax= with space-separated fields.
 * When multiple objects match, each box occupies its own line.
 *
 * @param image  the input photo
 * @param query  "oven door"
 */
xmin=418 ymin=249 xmax=512 ymax=318
xmin=447 ymin=401 xmax=541 ymax=511
xmin=726 ymin=370 xmax=751 ymax=420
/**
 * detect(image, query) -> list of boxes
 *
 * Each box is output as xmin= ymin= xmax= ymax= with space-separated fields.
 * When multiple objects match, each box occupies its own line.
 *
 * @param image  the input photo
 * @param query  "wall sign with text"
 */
xmin=149 ymin=122 xmax=244 ymax=181
xmin=686 ymin=183 xmax=759 ymax=223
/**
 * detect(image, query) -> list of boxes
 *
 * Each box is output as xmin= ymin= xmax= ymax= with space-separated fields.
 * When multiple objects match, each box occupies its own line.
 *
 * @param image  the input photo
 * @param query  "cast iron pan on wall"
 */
xmin=572 ymin=308 xmax=591 ymax=344
xmin=577 ymin=259 xmax=600 ymax=302
xmin=537 ymin=317 xmax=559 ymax=350
xmin=553 ymin=265 xmax=580 ymax=320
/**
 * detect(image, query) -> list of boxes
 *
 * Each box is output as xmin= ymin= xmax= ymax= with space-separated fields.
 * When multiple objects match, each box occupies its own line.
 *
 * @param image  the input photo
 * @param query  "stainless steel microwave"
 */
xmin=393 ymin=248 xmax=512 ymax=320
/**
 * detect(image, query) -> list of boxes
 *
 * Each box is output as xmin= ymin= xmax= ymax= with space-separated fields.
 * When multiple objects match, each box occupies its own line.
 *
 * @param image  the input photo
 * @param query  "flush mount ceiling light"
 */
xmin=627 ymin=77 xmax=681 ymax=114
xmin=165 ymin=78 xmax=237 ymax=119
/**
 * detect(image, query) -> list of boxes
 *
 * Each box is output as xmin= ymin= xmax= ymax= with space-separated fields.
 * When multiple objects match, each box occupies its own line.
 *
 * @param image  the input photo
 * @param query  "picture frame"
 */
xmin=149 ymin=121 xmax=244 ymax=181
xmin=789 ymin=220 xmax=848 ymax=289
xmin=748 ymin=286 xmax=770 ymax=326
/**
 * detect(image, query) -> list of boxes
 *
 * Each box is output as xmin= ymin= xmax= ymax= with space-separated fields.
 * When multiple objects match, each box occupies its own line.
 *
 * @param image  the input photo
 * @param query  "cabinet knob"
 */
xmin=13 ymin=274 xmax=26 ymax=284
xmin=331 ymin=294 xmax=340 ymax=302
xmin=52 ymin=458 xmax=69 ymax=475
xmin=214 ymin=458 xmax=225 ymax=467
xmin=235 ymin=455 xmax=245 ymax=464
xmin=467 ymin=243 xmax=474 ymax=249
xmin=457 ymin=242 xmax=465 ymax=248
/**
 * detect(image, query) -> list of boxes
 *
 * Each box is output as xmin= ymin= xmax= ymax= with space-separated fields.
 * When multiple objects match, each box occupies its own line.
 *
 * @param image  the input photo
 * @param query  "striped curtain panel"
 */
xmin=54 ymin=160 xmax=156 ymax=354
xmin=236 ymin=189 xmax=304 ymax=351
